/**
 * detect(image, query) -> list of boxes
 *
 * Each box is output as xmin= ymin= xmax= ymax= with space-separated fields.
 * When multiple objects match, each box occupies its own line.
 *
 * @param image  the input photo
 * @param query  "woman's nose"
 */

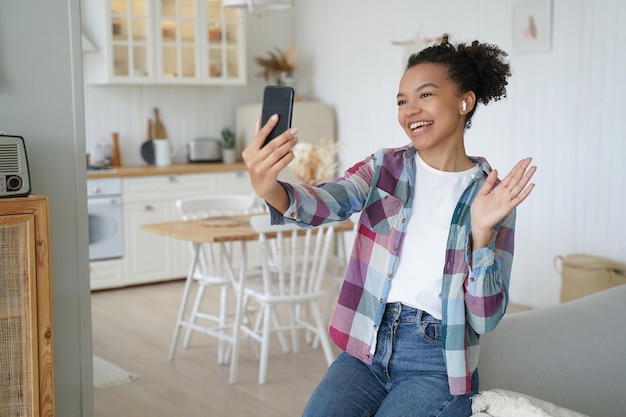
xmin=405 ymin=102 xmax=420 ymax=116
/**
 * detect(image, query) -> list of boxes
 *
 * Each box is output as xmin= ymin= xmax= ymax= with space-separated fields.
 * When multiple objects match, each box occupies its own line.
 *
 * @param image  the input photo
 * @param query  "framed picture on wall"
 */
xmin=512 ymin=0 xmax=552 ymax=53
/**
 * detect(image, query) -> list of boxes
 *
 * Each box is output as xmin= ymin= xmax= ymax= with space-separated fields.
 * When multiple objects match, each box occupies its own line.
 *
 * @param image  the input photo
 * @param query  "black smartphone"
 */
xmin=260 ymin=85 xmax=294 ymax=148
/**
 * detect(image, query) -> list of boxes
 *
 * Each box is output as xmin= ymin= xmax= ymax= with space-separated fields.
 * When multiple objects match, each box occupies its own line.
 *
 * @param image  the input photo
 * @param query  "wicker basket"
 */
xmin=555 ymin=253 xmax=626 ymax=303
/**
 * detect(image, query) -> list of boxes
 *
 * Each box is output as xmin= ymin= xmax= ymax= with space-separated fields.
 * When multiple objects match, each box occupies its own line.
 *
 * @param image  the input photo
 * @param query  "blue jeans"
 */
xmin=302 ymin=303 xmax=478 ymax=417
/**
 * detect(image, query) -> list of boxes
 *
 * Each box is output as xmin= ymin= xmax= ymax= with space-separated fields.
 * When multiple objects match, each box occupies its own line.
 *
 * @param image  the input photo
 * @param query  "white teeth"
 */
xmin=410 ymin=121 xmax=433 ymax=129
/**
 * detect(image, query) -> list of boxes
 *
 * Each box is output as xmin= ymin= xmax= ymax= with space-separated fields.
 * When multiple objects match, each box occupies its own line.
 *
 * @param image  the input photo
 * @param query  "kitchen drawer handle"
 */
xmin=144 ymin=205 xmax=154 ymax=211
xmin=168 ymin=176 xmax=177 ymax=183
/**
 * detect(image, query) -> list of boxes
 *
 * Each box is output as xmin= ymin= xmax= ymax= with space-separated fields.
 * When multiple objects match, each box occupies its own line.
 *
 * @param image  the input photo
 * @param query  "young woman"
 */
xmin=242 ymin=34 xmax=536 ymax=417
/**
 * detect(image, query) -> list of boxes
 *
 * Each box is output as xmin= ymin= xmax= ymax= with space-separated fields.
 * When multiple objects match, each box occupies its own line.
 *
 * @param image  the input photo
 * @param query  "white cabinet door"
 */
xmin=203 ymin=0 xmax=246 ymax=85
xmin=83 ymin=0 xmax=155 ymax=84
xmin=157 ymin=0 xmax=199 ymax=82
xmin=124 ymin=200 xmax=183 ymax=284
xmin=121 ymin=173 xmax=215 ymax=285
xmin=82 ymin=0 xmax=245 ymax=85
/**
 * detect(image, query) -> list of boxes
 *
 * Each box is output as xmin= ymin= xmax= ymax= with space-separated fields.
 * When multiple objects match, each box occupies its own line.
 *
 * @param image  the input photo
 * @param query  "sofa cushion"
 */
xmin=471 ymin=389 xmax=589 ymax=417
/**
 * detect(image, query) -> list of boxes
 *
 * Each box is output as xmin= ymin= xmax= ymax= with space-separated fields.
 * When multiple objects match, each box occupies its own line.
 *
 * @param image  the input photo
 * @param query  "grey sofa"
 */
xmin=477 ymin=284 xmax=626 ymax=417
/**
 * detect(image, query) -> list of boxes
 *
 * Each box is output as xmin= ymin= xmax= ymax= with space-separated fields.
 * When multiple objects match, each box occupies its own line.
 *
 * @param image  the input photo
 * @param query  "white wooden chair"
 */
xmin=169 ymin=194 xmax=260 ymax=364
xmin=239 ymin=214 xmax=336 ymax=384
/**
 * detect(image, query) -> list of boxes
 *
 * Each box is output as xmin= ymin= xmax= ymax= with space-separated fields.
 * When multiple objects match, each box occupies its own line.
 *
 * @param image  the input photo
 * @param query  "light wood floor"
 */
xmin=91 ymin=280 xmax=337 ymax=417
xmin=91 ymin=280 xmax=531 ymax=417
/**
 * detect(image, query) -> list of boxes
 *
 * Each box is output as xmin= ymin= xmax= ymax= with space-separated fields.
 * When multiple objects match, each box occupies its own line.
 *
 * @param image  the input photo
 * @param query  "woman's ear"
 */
xmin=461 ymin=91 xmax=476 ymax=114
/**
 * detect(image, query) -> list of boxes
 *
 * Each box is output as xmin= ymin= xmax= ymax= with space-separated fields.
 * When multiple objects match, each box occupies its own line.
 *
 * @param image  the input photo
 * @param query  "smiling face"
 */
xmin=397 ymin=62 xmax=475 ymax=170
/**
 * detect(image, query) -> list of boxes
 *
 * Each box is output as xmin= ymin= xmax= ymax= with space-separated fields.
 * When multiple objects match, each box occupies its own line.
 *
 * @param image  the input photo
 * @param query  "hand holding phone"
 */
xmin=260 ymin=85 xmax=294 ymax=148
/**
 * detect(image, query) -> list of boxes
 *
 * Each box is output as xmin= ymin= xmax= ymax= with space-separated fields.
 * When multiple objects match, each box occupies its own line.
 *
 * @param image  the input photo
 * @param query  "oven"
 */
xmin=87 ymin=177 xmax=123 ymax=261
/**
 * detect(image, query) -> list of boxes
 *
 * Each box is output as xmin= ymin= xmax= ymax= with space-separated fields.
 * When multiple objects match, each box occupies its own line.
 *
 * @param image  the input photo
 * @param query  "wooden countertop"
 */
xmin=87 ymin=162 xmax=248 ymax=179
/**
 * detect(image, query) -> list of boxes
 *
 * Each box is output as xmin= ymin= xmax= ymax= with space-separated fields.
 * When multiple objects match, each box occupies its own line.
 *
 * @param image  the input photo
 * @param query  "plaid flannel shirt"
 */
xmin=269 ymin=145 xmax=515 ymax=395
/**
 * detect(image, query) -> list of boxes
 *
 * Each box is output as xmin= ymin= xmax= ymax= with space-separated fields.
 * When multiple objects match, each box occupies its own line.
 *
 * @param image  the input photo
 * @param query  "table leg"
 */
xmin=168 ymin=241 xmax=201 ymax=360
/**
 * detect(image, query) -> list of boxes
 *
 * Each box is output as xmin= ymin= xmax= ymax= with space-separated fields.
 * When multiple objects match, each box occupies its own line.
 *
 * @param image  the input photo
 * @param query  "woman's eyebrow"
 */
xmin=397 ymin=82 xmax=439 ymax=99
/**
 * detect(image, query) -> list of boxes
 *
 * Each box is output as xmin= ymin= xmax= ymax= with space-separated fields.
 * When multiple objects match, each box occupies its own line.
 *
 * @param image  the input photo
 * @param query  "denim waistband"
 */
xmin=384 ymin=302 xmax=440 ymax=323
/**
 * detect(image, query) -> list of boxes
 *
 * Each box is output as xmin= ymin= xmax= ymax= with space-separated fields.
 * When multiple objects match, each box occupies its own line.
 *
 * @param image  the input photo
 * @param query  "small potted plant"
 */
xmin=221 ymin=127 xmax=237 ymax=164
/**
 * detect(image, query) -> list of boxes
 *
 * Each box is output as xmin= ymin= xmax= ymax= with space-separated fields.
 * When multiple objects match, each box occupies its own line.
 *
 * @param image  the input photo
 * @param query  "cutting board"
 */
xmin=153 ymin=107 xmax=167 ymax=139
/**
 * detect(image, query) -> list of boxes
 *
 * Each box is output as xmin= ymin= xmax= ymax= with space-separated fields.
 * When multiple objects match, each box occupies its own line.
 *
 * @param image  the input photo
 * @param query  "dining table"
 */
xmin=141 ymin=213 xmax=354 ymax=385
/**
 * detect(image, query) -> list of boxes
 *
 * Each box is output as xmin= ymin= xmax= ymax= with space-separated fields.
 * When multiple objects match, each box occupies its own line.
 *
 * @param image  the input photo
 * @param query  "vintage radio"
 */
xmin=0 ymin=134 xmax=31 ymax=198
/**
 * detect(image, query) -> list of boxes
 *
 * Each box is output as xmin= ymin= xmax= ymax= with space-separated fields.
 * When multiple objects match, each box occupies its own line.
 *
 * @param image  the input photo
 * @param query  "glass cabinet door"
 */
xmin=159 ymin=0 xmax=198 ymax=81
xmin=83 ymin=0 xmax=245 ymax=84
xmin=206 ymin=0 xmax=243 ymax=83
xmin=110 ymin=0 xmax=151 ymax=79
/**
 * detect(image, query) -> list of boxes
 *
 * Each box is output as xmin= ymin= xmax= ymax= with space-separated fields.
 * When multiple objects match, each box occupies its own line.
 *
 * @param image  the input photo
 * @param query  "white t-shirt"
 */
xmin=387 ymin=153 xmax=480 ymax=319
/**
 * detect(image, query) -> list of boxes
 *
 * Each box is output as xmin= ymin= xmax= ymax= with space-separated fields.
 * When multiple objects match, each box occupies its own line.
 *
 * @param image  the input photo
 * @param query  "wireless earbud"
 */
xmin=462 ymin=100 xmax=467 ymax=112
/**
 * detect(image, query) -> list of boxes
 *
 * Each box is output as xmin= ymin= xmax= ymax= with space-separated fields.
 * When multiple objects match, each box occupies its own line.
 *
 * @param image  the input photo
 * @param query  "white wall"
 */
xmin=293 ymin=0 xmax=626 ymax=308
xmin=0 ymin=0 xmax=92 ymax=415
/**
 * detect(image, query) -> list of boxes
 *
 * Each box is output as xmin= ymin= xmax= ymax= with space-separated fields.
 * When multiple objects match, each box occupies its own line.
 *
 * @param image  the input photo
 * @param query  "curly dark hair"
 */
xmin=406 ymin=34 xmax=511 ymax=129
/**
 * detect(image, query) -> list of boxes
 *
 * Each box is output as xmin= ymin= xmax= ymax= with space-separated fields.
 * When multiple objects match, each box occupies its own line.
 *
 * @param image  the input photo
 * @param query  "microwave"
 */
xmin=0 ymin=134 xmax=31 ymax=198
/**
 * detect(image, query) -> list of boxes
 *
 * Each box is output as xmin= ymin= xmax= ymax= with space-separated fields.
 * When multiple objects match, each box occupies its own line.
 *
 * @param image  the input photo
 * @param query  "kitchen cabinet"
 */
xmin=89 ymin=170 xmax=253 ymax=289
xmin=0 ymin=196 xmax=54 ymax=416
xmin=124 ymin=199 xmax=182 ymax=285
xmin=123 ymin=173 xmax=212 ymax=285
xmin=82 ymin=0 xmax=246 ymax=85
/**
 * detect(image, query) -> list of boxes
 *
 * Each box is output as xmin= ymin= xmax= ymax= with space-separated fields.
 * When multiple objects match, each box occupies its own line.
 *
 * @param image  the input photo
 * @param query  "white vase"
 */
xmin=222 ymin=148 xmax=237 ymax=164
xmin=153 ymin=138 xmax=174 ymax=166
xmin=279 ymin=71 xmax=295 ymax=89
